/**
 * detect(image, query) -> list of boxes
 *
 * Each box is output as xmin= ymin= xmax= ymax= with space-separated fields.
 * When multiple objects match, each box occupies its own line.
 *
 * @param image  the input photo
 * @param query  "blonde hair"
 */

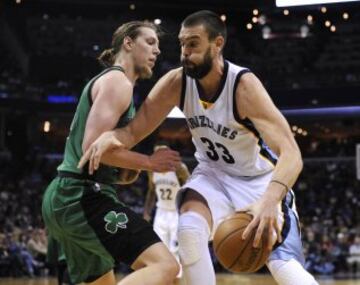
xmin=98 ymin=21 xmax=159 ymax=67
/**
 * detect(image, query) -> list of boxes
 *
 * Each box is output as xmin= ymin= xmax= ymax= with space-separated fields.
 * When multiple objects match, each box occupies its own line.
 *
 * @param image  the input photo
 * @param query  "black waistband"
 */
xmin=58 ymin=170 xmax=93 ymax=180
xmin=57 ymin=170 xmax=115 ymax=185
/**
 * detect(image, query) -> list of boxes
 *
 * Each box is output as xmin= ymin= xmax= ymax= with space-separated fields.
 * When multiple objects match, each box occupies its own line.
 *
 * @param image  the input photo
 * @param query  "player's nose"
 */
xmin=181 ymin=46 xmax=191 ymax=58
xmin=154 ymin=45 xmax=161 ymax=56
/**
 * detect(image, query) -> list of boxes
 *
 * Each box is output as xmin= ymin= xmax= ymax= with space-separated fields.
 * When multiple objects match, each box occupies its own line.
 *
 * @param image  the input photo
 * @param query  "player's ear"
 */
xmin=123 ymin=36 xmax=133 ymax=52
xmin=214 ymin=36 xmax=224 ymax=53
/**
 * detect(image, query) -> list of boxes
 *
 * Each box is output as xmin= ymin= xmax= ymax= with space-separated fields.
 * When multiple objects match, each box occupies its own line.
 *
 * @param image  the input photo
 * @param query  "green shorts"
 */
xmin=42 ymin=176 xmax=160 ymax=284
xmin=46 ymin=234 xmax=65 ymax=264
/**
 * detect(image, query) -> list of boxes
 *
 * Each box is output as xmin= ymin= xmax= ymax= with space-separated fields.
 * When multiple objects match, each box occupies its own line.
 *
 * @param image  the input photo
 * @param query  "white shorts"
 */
xmin=153 ymin=208 xmax=179 ymax=255
xmin=176 ymin=163 xmax=305 ymax=264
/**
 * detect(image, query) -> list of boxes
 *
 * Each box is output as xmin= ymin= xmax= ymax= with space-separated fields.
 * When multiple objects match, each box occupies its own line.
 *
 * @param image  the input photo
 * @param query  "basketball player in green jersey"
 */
xmin=42 ymin=21 xmax=181 ymax=285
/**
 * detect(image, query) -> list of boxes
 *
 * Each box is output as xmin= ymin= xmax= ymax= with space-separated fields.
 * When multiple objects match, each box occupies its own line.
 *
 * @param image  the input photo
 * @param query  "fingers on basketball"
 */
xmin=213 ymin=212 xmax=273 ymax=273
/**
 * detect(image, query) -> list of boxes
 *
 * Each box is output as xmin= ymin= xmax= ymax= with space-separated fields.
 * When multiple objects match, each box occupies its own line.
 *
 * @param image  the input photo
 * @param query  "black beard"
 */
xmin=182 ymin=49 xmax=213 ymax=79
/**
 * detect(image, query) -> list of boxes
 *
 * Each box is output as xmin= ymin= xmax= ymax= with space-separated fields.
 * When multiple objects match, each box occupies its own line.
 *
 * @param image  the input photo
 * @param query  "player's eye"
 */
xmin=188 ymin=41 xmax=198 ymax=48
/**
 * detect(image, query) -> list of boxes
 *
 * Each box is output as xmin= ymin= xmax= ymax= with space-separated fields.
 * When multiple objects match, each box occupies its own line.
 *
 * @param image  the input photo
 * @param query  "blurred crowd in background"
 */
xmin=1 ymin=0 xmax=360 ymax=280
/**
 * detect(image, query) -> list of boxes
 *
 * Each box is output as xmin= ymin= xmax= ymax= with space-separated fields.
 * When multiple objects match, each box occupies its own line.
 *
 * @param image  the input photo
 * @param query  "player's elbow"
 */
xmin=290 ymin=145 xmax=303 ymax=176
xmin=295 ymin=153 xmax=303 ymax=176
xmin=280 ymin=142 xmax=302 ymax=177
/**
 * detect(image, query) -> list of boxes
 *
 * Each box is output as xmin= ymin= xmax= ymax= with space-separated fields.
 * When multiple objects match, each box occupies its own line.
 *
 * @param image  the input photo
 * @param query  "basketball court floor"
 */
xmin=0 ymin=274 xmax=359 ymax=285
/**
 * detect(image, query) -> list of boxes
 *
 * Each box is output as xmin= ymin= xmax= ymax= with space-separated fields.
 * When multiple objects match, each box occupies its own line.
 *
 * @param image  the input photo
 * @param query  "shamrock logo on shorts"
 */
xmin=104 ymin=211 xmax=129 ymax=234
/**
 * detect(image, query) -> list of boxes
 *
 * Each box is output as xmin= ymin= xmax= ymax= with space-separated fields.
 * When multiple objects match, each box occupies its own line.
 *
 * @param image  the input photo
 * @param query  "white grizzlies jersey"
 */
xmin=181 ymin=60 xmax=278 ymax=177
xmin=153 ymin=171 xmax=181 ymax=211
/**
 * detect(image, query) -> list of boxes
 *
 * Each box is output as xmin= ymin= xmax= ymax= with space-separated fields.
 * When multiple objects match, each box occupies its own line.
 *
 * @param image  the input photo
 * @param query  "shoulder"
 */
xmin=235 ymin=71 xmax=275 ymax=119
xmin=235 ymin=72 xmax=265 ymax=103
xmin=92 ymin=69 xmax=133 ymax=104
xmin=98 ymin=69 xmax=132 ymax=92
xmin=227 ymin=61 xmax=254 ymax=94
xmin=237 ymin=72 xmax=261 ymax=90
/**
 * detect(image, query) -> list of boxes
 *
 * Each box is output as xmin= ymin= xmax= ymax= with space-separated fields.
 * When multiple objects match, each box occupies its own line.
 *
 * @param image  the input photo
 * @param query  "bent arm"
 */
xmin=82 ymin=72 xmax=156 ymax=170
xmin=78 ymin=69 xmax=183 ymax=172
xmin=236 ymin=73 xmax=303 ymax=201
xmin=82 ymin=71 xmax=132 ymax=152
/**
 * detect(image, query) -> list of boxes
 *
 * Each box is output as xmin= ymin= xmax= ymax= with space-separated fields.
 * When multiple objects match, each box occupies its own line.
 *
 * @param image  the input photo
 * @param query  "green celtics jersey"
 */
xmin=57 ymin=66 xmax=135 ymax=184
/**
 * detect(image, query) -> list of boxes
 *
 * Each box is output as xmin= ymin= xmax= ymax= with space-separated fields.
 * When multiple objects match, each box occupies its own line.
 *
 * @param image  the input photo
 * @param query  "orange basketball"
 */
xmin=213 ymin=212 xmax=272 ymax=273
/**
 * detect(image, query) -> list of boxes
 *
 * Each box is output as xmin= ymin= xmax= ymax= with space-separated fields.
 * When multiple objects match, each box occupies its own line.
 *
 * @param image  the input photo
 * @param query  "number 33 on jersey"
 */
xmin=181 ymin=61 xmax=278 ymax=176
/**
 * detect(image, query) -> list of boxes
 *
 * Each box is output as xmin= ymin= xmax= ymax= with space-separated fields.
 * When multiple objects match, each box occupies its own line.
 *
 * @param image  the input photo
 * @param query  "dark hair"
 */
xmin=98 ymin=21 xmax=159 ymax=67
xmin=182 ymin=10 xmax=227 ymax=48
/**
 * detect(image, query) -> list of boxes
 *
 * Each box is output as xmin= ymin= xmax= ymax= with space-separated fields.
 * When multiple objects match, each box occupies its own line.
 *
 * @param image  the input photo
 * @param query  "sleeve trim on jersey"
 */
xmin=179 ymin=69 xmax=186 ymax=111
xmin=87 ymin=80 xmax=96 ymax=106
xmin=236 ymin=117 xmax=278 ymax=166
xmin=118 ymin=100 xmax=132 ymax=125
xmin=111 ymin=66 xmax=125 ymax=73
xmin=232 ymin=68 xmax=251 ymax=123
xmin=232 ymin=69 xmax=277 ymax=166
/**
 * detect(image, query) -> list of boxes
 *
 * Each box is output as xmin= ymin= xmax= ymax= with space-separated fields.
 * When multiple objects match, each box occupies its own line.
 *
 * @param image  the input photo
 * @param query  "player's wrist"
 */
xmin=114 ymin=128 xmax=135 ymax=149
xmin=143 ymin=156 xmax=153 ymax=171
xmin=263 ymin=184 xmax=284 ymax=203
xmin=270 ymin=179 xmax=290 ymax=200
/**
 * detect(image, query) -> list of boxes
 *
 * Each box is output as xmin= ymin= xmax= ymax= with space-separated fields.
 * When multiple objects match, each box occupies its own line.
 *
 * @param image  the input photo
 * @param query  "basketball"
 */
xmin=213 ymin=212 xmax=272 ymax=273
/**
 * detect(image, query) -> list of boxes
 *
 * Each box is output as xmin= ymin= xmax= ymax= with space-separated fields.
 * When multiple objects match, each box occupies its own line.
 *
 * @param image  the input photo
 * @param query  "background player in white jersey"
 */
xmin=144 ymin=144 xmax=190 ymax=285
xmin=79 ymin=10 xmax=318 ymax=285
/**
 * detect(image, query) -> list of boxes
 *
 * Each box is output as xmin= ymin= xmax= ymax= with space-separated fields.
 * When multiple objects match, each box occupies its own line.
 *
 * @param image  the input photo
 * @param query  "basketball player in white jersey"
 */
xmin=144 ymin=144 xmax=190 ymax=285
xmin=79 ymin=10 xmax=318 ymax=285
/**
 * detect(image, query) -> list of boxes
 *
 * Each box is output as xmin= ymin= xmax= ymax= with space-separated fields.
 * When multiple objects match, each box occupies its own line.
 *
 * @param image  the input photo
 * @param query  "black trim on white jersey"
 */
xmin=232 ymin=69 xmax=277 ymax=166
xmin=179 ymin=69 xmax=186 ymax=111
xmin=232 ymin=68 xmax=251 ymax=123
xmin=195 ymin=60 xmax=229 ymax=104
xmin=235 ymin=117 xmax=278 ymax=166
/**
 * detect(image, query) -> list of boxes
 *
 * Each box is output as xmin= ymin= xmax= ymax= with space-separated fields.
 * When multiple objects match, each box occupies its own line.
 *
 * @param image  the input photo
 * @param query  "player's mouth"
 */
xmin=149 ymin=58 xmax=156 ymax=67
xmin=182 ymin=59 xmax=195 ymax=68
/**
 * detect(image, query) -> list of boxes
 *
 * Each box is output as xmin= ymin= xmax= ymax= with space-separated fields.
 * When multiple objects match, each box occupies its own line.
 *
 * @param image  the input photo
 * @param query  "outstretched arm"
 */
xmin=80 ymin=70 xmax=180 ymax=173
xmin=120 ymin=68 xmax=183 ymax=148
xmin=78 ymin=68 xmax=184 ymax=172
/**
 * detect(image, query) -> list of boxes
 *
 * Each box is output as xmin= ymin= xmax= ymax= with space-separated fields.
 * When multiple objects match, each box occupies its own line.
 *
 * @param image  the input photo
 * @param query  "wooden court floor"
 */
xmin=0 ymin=274 xmax=359 ymax=285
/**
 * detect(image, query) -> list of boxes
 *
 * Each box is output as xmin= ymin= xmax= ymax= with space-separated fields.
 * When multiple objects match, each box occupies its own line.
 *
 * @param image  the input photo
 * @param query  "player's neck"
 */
xmin=197 ymin=57 xmax=224 ymax=100
xmin=114 ymin=57 xmax=138 ymax=84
